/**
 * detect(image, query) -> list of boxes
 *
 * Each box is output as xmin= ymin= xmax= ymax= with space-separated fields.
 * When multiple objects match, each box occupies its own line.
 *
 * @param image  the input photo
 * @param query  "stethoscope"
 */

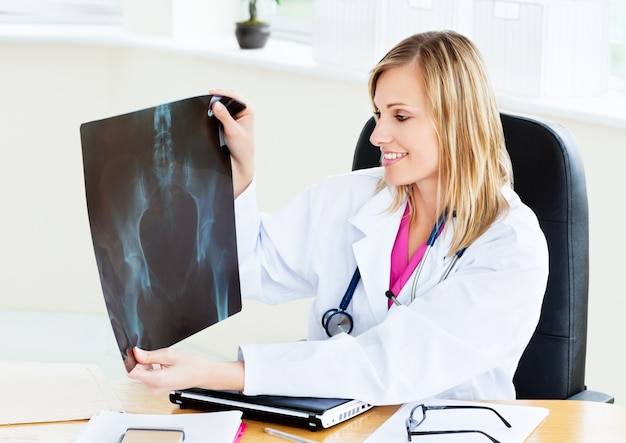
xmin=321 ymin=217 xmax=466 ymax=337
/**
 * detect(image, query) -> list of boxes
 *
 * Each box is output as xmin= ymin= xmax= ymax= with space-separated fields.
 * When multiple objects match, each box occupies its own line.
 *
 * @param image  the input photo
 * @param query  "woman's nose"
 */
xmin=369 ymin=120 xmax=391 ymax=147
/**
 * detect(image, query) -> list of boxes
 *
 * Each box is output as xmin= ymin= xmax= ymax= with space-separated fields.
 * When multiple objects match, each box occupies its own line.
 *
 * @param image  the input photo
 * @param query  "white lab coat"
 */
xmin=235 ymin=167 xmax=548 ymax=405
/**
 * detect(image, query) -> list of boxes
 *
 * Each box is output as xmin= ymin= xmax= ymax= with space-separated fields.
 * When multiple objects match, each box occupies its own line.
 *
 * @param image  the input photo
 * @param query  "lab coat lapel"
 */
xmin=349 ymin=187 xmax=405 ymax=323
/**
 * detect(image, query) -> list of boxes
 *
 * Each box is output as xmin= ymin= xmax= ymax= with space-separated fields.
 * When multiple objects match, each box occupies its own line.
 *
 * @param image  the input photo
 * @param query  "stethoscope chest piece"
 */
xmin=321 ymin=268 xmax=361 ymax=337
xmin=322 ymin=308 xmax=354 ymax=337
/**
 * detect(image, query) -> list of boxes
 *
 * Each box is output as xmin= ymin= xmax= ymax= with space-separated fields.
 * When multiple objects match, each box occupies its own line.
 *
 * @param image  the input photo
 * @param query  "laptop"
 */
xmin=169 ymin=388 xmax=373 ymax=431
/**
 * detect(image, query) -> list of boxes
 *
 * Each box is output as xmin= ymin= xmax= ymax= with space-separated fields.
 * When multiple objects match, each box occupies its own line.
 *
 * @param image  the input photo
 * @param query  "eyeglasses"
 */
xmin=405 ymin=404 xmax=512 ymax=442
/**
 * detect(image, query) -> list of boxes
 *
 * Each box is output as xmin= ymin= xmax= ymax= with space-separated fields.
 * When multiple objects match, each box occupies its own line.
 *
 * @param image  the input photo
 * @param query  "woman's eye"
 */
xmin=395 ymin=114 xmax=409 ymax=122
xmin=373 ymin=110 xmax=381 ymax=120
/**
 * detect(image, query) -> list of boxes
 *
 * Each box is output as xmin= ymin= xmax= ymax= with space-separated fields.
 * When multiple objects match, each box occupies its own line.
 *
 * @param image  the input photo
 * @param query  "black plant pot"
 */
xmin=235 ymin=22 xmax=270 ymax=49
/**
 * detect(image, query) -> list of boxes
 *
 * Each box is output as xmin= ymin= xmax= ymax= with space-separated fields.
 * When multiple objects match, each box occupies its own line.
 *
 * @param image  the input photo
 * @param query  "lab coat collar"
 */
xmin=348 ymin=185 xmax=400 ymax=234
xmin=349 ymin=186 xmax=406 ymax=323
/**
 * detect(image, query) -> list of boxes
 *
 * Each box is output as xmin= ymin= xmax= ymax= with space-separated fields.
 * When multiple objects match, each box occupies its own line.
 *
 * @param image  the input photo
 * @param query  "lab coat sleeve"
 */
xmin=233 ymin=177 xmax=323 ymax=304
xmin=233 ymin=179 xmax=264 ymax=301
xmin=234 ymin=170 xmax=384 ymax=306
xmin=238 ymin=200 xmax=548 ymax=405
xmin=240 ymin=307 xmax=491 ymax=404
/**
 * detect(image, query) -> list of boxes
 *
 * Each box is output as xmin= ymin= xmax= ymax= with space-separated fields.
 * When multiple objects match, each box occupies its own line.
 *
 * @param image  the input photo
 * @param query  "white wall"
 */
xmin=0 ymin=40 xmax=624 ymax=404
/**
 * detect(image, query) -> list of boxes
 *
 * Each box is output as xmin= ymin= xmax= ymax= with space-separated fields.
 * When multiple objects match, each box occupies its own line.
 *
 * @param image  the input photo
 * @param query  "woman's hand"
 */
xmin=128 ymin=347 xmax=245 ymax=394
xmin=209 ymin=89 xmax=255 ymax=198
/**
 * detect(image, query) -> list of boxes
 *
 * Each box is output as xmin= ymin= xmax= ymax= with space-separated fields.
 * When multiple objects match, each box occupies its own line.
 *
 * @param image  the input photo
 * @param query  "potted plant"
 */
xmin=235 ymin=0 xmax=281 ymax=49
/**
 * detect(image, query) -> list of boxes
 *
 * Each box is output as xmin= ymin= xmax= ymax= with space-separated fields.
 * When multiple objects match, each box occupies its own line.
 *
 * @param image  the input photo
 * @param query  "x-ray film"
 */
xmin=80 ymin=96 xmax=241 ymax=371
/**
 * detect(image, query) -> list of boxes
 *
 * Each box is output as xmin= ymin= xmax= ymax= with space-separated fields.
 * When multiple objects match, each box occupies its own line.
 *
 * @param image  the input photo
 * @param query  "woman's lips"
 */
xmin=380 ymin=151 xmax=408 ymax=166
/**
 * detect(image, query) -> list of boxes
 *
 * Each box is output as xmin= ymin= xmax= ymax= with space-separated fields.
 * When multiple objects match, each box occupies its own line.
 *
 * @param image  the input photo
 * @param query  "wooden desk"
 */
xmin=1 ymin=381 xmax=625 ymax=442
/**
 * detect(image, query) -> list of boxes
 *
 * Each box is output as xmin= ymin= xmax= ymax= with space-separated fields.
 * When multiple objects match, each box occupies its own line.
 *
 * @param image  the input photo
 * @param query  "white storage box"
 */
xmin=313 ymin=0 xmax=473 ymax=71
xmin=123 ymin=0 xmax=237 ymax=39
xmin=385 ymin=0 xmax=473 ymax=50
xmin=472 ymin=0 xmax=610 ymax=97
xmin=313 ymin=0 xmax=387 ymax=72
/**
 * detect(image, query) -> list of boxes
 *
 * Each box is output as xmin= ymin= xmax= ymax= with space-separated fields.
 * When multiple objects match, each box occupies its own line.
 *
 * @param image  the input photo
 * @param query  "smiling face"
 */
xmin=367 ymin=31 xmax=511 ymax=255
xmin=370 ymin=63 xmax=440 ymax=190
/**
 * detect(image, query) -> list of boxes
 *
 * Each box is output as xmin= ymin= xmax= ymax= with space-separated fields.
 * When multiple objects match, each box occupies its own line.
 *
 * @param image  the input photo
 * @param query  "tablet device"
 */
xmin=169 ymin=388 xmax=373 ymax=431
xmin=120 ymin=427 xmax=185 ymax=443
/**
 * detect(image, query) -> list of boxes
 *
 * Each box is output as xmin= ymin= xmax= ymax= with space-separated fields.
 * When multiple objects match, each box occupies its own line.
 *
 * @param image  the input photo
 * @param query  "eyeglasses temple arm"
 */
xmin=425 ymin=405 xmax=512 ymax=428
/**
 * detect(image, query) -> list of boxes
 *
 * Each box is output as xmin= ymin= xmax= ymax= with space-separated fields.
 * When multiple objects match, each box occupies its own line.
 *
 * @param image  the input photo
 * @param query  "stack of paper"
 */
xmin=74 ymin=410 xmax=243 ymax=443
xmin=0 ymin=362 xmax=124 ymax=425
xmin=365 ymin=398 xmax=549 ymax=443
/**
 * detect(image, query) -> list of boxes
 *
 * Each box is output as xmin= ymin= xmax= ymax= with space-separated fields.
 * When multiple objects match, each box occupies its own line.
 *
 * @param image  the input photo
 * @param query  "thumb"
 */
xmin=132 ymin=347 xmax=170 ymax=365
xmin=211 ymin=101 xmax=236 ymax=127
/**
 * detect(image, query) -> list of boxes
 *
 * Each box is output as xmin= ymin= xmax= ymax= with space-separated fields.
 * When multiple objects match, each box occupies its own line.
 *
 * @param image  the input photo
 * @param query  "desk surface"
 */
xmin=1 ymin=380 xmax=625 ymax=443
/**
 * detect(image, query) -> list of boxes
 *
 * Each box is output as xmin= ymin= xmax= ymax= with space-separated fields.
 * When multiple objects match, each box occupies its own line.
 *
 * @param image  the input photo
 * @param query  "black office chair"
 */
xmin=352 ymin=113 xmax=614 ymax=402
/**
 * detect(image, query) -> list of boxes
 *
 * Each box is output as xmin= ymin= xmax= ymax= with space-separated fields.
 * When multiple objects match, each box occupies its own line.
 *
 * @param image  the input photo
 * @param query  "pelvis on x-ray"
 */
xmin=81 ymin=96 xmax=241 ymax=371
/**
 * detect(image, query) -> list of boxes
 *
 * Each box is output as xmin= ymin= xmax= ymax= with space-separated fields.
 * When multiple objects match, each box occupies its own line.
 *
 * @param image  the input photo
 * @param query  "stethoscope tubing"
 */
xmin=339 ymin=267 xmax=362 ymax=310
xmin=439 ymin=248 xmax=466 ymax=282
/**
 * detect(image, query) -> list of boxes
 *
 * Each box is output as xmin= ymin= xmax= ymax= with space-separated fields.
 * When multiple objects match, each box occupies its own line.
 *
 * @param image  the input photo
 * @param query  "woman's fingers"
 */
xmin=207 ymin=89 xmax=255 ymax=198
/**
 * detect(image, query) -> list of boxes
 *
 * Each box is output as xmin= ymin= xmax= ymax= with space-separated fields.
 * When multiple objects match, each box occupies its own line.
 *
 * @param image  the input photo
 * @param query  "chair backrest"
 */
xmin=351 ymin=113 xmax=589 ymax=399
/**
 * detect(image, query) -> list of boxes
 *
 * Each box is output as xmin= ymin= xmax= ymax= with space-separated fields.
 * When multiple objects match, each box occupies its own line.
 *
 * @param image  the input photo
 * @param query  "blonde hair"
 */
xmin=369 ymin=30 xmax=512 ymax=255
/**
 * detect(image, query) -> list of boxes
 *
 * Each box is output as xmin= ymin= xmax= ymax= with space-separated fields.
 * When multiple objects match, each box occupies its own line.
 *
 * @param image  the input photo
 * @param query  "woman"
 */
xmin=129 ymin=31 xmax=548 ymax=405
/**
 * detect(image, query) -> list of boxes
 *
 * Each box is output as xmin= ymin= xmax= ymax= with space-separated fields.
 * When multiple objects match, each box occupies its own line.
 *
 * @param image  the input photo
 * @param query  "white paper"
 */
xmin=0 ymin=362 xmax=124 ymax=425
xmin=365 ymin=398 xmax=549 ymax=443
xmin=74 ymin=410 xmax=243 ymax=443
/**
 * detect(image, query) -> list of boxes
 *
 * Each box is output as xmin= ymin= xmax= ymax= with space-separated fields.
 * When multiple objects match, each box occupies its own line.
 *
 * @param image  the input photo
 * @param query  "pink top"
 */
xmin=389 ymin=204 xmax=429 ymax=307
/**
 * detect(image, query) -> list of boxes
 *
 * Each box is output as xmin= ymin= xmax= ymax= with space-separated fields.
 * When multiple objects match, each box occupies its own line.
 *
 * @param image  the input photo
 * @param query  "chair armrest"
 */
xmin=567 ymin=389 xmax=615 ymax=403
